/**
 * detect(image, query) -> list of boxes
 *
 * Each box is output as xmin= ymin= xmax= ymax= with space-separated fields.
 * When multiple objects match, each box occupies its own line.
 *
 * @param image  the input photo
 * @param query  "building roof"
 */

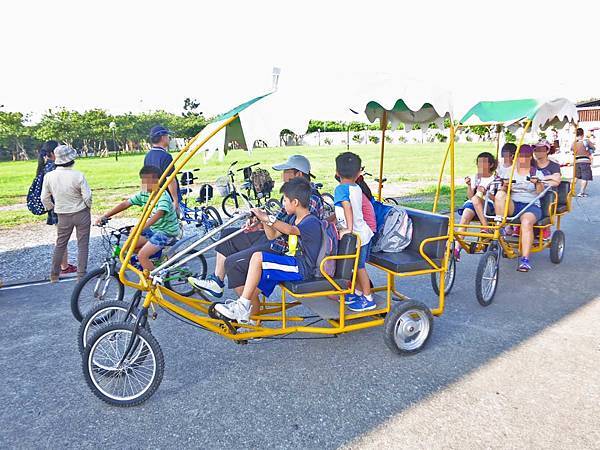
xmin=577 ymin=99 xmax=600 ymax=108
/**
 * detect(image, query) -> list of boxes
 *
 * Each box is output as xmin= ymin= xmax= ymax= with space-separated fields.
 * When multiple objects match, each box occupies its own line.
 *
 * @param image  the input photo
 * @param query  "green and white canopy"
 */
xmin=348 ymin=74 xmax=453 ymax=130
xmin=460 ymin=98 xmax=578 ymax=130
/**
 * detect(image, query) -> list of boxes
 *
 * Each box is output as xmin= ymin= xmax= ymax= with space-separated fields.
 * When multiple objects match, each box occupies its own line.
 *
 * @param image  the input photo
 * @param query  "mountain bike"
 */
xmin=179 ymin=168 xmax=223 ymax=242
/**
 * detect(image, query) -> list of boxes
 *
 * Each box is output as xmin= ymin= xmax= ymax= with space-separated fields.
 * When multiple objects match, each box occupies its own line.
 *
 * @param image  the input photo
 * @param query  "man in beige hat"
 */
xmin=41 ymin=145 xmax=92 ymax=281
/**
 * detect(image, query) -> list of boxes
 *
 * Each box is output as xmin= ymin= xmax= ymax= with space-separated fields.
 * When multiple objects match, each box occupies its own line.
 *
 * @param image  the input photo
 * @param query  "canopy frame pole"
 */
xmin=432 ymin=139 xmax=451 ymax=213
xmin=495 ymin=125 xmax=501 ymax=160
xmin=377 ymin=111 xmax=388 ymax=201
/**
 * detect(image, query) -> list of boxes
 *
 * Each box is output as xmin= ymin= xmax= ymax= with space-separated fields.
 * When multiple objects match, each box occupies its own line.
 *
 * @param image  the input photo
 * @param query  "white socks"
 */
xmin=239 ymin=297 xmax=251 ymax=308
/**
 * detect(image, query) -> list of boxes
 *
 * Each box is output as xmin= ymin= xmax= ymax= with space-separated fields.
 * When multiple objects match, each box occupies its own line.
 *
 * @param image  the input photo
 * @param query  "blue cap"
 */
xmin=149 ymin=125 xmax=173 ymax=140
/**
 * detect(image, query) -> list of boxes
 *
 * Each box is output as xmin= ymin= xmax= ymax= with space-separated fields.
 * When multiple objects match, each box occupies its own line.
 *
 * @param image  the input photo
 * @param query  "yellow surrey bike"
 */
xmin=447 ymin=98 xmax=579 ymax=306
xmin=80 ymin=88 xmax=458 ymax=407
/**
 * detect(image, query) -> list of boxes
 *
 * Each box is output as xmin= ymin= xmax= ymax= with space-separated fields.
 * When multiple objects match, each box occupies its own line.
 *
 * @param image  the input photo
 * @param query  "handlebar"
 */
xmin=236 ymin=162 xmax=260 ymax=172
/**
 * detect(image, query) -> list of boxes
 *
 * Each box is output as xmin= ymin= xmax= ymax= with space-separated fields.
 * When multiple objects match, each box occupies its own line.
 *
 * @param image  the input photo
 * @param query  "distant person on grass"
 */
xmin=96 ymin=166 xmax=179 ymax=271
xmin=41 ymin=145 xmax=92 ymax=282
xmin=144 ymin=125 xmax=181 ymax=213
xmin=36 ymin=140 xmax=76 ymax=274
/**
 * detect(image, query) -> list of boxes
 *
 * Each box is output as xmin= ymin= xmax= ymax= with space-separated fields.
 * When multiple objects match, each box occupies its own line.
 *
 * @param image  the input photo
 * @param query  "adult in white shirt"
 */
xmin=41 ymin=145 xmax=92 ymax=281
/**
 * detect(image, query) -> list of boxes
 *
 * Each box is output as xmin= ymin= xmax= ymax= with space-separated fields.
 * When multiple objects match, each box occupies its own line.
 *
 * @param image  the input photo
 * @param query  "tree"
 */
xmin=0 ymin=111 xmax=29 ymax=160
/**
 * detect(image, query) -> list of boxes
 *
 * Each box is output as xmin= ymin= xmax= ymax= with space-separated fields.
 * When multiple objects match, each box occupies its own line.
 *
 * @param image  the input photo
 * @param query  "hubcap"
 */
xmin=394 ymin=309 xmax=430 ymax=351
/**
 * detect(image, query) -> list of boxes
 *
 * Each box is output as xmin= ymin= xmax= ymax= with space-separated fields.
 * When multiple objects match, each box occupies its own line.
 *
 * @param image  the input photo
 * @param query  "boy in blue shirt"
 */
xmin=215 ymin=177 xmax=322 ymax=324
xmin=96 ymin=166 xmax=180 ymax=271
xmin=334 ymin=152 xmax=375 ymax=312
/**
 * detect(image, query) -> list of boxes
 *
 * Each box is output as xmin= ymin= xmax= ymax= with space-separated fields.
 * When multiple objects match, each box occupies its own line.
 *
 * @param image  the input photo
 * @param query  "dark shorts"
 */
xmin=357 ymin=242 xmax=371 ymax=269
xmin=576 ymin=162 xmax=593 ymax=181
xmin=513 ymin=201 xmax=542 ymax=222
xmin=257 ymin=252 xmax=303 ymax=297
xmin=459 ymin=200 xmax=495 ymax=217
xmin=218 ymin=228 xmax=276 ymax=289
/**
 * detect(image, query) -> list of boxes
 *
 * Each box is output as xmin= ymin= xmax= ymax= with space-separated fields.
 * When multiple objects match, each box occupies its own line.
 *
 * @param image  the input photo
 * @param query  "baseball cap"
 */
xmin=517 ymin=144 xmax=534 ymax=156
xmin=149 ymin=125 xmax=174 ymax=140
xmin=534 ymin=139 xmax=552 ymax=151
xmin=272 ymin=155 xmax=312 ymax=176
xmin=54 ymin=145 xmax=78 ymax=165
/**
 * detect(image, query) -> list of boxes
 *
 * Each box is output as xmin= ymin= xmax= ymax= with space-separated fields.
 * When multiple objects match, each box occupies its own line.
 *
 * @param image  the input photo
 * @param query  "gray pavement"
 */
xmin=1 ymin=185 xmax=599 ymax=449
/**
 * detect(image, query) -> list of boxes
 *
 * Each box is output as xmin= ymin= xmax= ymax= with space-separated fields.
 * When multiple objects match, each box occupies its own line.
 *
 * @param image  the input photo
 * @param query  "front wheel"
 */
xmin=71 ymin=266 xmax=124 ymax=322
xmin=431 ymin=253 xmax=456 ymax=296
xmin=77 ymin=296 xmax=149 ymax=354
xmin=164 ymin=254 xmax=207 ymax=296
xmin=202 ymin=206 xmax=223 ymax=242
xmin=549 ymin=230 xmax=565 ymax=264
xmin=383 ymin=300 xmax=433 ymax=355
xmin=475 ymin=249 xmax=500 ymax=307
xmin=82 ymin=322 xmax=164 ymax=407
xmin=222 ymin=193 xmax=251 ymax=217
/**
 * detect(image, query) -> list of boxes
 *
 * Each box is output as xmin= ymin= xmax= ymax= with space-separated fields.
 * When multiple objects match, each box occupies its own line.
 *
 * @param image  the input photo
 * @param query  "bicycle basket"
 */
xmin=196 ymin=184 xmax=214 ymax=203
xmin=215 ymin=176 xmax=231 ymax=197
xmin=180 ymin=171 xmax=195 ymax=186
xmin=251 ymin=168 xmax=275 ymax=194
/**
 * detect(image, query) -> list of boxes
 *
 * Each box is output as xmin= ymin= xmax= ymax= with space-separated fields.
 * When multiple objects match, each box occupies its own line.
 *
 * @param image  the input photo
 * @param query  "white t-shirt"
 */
xmin=334 ymin=183 xmax=374 ymax=246
xmin=510 ymin=169 xmax=545 ymax=205
xmin=470 ymin=174 xmax=495 ymax=191
xmin=496 ymin=164 xmax=512 ymax=179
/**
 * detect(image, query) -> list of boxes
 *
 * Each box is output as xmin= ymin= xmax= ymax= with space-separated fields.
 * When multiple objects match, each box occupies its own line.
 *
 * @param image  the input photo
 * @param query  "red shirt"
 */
xmin=362 ymin=194 xmax=377 ymax=232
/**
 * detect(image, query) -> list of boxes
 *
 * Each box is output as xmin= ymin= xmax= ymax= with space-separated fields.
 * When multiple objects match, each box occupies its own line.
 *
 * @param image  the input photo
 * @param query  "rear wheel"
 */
xmin=164 ymin=255 xmax=207 ymax=296
xmin=78 ymin=297 xmax=150 ymax=354
xmin=431 ymin=253 xmax=456 ymax=296
xmin=549 ymin=230 xmax=565 ymax=264
xmin=71 ymin=266 xmax=124 ymax=322
xmin=321 ymin=193 xmax=335 ymax=216
xmin=202 ymin=206 xmax=223 ymax=242
xmin=475 ymin=248 xmax=499 ymax=307
xmin=384 ymin=197 xmax=399 ymax=205
xmin=82 ymin=322 xmax=164 ymax=407
xmin=265 ymin=198 xmax=282 ymax=215
xmin=222 ymin=193 xmax=251 ymax=217
xmin=383 ymin=300 xmax=433 ymax=355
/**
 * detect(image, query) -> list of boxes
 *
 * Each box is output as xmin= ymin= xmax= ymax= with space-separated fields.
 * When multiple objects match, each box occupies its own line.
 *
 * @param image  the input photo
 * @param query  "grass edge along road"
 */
xmin=0 ymin=143 xmax=486 ymax=228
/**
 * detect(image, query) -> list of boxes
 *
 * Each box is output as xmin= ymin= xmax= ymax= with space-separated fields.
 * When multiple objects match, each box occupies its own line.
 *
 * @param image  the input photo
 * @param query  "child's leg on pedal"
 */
xmin=138 ymin=242 xmax=160 ymax=271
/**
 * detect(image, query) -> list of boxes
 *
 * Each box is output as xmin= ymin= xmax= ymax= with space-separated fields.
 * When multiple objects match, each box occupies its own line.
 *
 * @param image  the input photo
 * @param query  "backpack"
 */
xmin=371 ymin=201 xmax=413 ymax=253
xmin=26 ymin=173 xmax=48 ymax=216
xmin=251 ymin=168 xmax=275 ymax=194
xmin=311 ymin=219 xmax=339 ymax=278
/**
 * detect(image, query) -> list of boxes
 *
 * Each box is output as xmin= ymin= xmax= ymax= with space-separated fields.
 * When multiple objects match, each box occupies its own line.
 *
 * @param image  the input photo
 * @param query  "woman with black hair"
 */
xmin=37 ymin=140 xmax=77 ymax=275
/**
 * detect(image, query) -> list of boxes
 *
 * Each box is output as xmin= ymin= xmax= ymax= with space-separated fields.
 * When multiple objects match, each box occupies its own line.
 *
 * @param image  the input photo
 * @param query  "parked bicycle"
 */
xmin=218 ymin=161 xmax=282 ymax=217
xmin=178 ymin=168 xmax=223 ymax=242
xmin=362 ymin=169 xmax=399 ymax=205
xmin=70 ymin=220 xmax=208 ymax=322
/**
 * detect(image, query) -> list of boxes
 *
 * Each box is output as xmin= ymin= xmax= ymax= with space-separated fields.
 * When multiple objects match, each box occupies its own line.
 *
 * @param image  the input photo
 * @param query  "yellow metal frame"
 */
xmin=116 ymin=110 xmax=456 ymax=342
xmin=452 ymin=119 xmax=577 ymax=259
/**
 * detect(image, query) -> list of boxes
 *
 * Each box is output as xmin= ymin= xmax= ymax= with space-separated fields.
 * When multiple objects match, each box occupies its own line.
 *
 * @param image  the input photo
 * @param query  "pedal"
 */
xmin=208 ymin=302 xmax=238 ymax=335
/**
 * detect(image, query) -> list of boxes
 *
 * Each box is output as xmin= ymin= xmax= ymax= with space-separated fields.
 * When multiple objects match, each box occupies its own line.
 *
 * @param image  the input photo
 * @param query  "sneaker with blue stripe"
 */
xmin=347 ymin=295 xmax=376 ymax=312
xmin=188 ymin=274 xmax=225 ymax=298
xmin=344 ymin=293 xmax=360 ymax=305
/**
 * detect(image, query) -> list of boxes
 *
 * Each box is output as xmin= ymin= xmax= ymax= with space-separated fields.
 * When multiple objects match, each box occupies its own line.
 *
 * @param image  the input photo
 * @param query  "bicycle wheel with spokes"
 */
xmin=321 ymin=193 xmax=335 ymax=217
xmin=431 ymin=253 xmax=456 ymax=296
xmin=83 ymin=322 xmax=164 ymax=407
xmin=77 ymin=296 xmax=149 ymax=354
xmin=71 ymin=266 xmax=124 ymax=322
xmin=475 ymin=248 xmax=500 ymax=307
xmin=202 ymin=206 xmax=223 ymax=242
xmin=164 ymin=254 xmax=207 ymax=296
xmin=221 ymin=193 xmax=251 ymax=217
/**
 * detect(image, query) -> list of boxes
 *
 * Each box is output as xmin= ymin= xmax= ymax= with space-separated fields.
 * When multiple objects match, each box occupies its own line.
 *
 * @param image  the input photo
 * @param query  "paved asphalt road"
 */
xmin=1 ymin=185 xmax=599 ymax=449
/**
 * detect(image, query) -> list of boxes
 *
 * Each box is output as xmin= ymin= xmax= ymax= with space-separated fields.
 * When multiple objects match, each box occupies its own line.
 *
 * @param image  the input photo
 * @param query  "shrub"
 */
xmin=385 ymin=135 xmax=393 ymax=143
xmin=398 ymin=135 xmax=407 ymax=144
xmin=324 ymin=137 xmax=332 ymax=145
xmin=352 ymin=133 xmax=363 ymax=144
xmin=369 ymin=135 xmax=380 ymax=144
xmin=505 ymin=130 xmax=516 ymax=143
xmin=435 ymin=132 xmax=447 ymax=143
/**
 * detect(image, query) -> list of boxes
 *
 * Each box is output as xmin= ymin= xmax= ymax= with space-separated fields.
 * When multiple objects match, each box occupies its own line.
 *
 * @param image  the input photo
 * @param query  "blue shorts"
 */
xmin=513 ymin=202 xmax=542 ymax=222
xmin=142 ymin=229 xmax=177 ymax=249
xmin=258 ymin=252 xmax=303 ymax=297
xmin=357 ymin=242 xmax=371 ymax=269
xmin=460 ymin=200 xmax=495 ymax=217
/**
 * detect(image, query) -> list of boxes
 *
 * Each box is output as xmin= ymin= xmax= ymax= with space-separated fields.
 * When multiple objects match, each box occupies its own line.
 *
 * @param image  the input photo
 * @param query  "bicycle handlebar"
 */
xmin=236 ymin=162 xmax=260 ymax=172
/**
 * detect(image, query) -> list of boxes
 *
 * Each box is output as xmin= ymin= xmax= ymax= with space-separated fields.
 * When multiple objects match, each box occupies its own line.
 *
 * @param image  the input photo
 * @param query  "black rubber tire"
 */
xmin=549 ymin=230 xmax=565 ymax=264
xmin=431 ymin=254 xmax=456 ymax=296
xmin=164 ymin=254 xmax=207 ymax=296
xmin=82 ymin=322 xmax=164 ymax=407
xmin=384 ymin=197 xmax=399 ymax=205
xmin=475 ymin=249 xmax=499 ymax=307
xmin=71 ymin=266 xmax=124 ymax=322
xmin=265 ymin=198 xmax=283 ymax=215
xmin=221 ymin=192 xmax=251 ymax=217
xmin=77 ymin=299 xmax=151 ymax=354
xmin=203 ymin=206 xmax=223 ymax=242
xmin=383 ymin=300 xmax=434 ymax=355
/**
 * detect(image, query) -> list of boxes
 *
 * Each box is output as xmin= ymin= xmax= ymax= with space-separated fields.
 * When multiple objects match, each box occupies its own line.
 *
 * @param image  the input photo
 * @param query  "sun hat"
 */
xmin=273 ymin=155 xmax=312 ymax=176
xmin=54 ymin=145 xmax=78 ymax=165
xmin=534 ymin=139 xmax=552 ymax=151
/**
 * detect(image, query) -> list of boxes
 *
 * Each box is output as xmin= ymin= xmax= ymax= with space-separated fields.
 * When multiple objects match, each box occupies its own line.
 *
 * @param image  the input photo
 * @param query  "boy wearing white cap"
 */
xmin=41 ymin=145 xmax=92 ymax=281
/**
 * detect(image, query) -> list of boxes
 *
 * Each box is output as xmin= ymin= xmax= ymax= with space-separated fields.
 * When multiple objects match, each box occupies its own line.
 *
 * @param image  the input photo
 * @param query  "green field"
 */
xmin=0 ymin=143 xmax=493 ymax=228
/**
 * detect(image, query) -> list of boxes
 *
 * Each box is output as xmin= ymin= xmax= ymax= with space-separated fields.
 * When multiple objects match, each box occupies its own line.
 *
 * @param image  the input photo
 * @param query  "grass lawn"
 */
xmin=0 ymin=143 xmax=493 ymax=228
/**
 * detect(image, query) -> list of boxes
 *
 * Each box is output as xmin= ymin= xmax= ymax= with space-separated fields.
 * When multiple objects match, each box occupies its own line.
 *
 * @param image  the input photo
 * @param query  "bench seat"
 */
xmin=369 ymin=251 xmax=442 ymax=273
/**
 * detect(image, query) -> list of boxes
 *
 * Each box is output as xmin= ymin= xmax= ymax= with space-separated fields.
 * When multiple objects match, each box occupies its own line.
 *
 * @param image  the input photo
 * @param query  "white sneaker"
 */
xmin=188 ymin=275 xmax=224 ymax=298
xmin=214 ymin=299 xmax=251 ymax=323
